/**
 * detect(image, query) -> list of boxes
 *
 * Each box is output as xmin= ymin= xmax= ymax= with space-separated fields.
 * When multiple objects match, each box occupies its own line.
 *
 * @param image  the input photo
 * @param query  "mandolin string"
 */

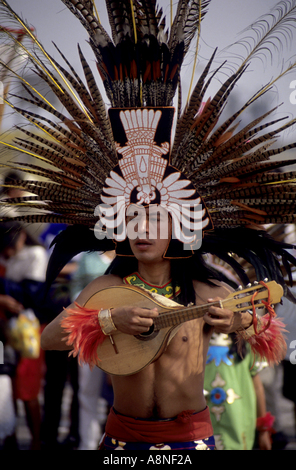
xmin=154 ymin=302 xmax=220 ymax=329
xmin=153 ymin=288 xmax=269 ymax=330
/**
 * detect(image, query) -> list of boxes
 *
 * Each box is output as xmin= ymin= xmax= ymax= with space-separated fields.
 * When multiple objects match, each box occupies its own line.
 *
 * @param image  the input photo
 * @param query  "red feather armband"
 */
xmin=236 ymin=281 xmax=287 ymax=366
xmin=61 ymin=303 xmax=116 ymax=368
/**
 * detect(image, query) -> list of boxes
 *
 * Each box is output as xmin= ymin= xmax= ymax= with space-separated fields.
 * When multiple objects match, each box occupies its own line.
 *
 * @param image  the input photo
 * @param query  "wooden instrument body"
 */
xmin=85 ymin=285 xmax=182 ymax=376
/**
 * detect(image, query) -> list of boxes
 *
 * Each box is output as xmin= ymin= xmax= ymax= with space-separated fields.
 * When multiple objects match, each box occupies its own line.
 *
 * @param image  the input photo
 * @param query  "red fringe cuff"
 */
xmin=237 ymin=280 xmax=287 ymax=366
xmin=61 ymin=303 xmax=106 ymax=368
xmin=237 ymin=315 xmax=287 ymax=366
xmin=256 ymin=412 xmax=275 ymax=433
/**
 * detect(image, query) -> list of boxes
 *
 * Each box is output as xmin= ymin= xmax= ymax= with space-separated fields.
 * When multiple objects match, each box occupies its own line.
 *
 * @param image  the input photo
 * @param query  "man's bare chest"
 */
xmin=161 ymin=319 xmax=211 ymax=363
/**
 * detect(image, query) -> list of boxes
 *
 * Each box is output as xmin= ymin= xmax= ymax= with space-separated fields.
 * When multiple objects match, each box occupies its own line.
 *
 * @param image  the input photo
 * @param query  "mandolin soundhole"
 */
xmin=135 ymin=324 xmax=158 ymax=341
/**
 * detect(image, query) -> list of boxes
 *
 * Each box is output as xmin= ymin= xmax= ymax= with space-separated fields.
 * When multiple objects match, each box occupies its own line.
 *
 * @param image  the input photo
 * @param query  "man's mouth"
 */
xmin=135 ymin=239 xmax=152 ymax=247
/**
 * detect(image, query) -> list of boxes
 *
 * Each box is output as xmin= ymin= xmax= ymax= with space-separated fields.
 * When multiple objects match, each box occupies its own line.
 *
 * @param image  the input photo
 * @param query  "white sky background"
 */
xmin=2 ymin=0 xmax=296 ymax=146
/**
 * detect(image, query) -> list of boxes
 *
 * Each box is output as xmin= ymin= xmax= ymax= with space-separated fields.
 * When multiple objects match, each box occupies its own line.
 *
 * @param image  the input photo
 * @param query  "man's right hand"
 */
xmin=111 ymin=306 xmax=159 ymax=335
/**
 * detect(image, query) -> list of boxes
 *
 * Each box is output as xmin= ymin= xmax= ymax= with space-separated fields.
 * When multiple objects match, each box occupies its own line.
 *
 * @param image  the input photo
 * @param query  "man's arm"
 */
xmin=41 ymin=273 xmax=159 ymax=351
xmin=41 ymin=274 xmax=123 ymax=351
xmin=41 ymin=302 xmax=75 ymax=351
xmin=253 ymin=373 xmax=272 ymax=451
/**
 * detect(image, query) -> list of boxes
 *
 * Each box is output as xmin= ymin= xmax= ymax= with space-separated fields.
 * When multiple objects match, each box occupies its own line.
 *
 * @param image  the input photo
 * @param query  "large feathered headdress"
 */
xmin=1 ymin=0 xmax=296 ymax=295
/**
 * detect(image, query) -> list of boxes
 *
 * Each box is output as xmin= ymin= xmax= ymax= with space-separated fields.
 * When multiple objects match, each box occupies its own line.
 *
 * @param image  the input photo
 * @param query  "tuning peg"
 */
xmin=254 ymin=281 xmax=259 ymax=285
xmin=238 ymin=285 xmax=243 ymax=290
xmin=247 ymin=283 xmax=252 ymax=288
xmin=264 ymin=278 xmax=268 ymax=282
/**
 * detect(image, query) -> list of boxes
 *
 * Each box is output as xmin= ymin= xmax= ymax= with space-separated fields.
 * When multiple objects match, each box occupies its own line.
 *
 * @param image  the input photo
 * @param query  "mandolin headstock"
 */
xmin=223 ymin=280 xmax=283 ymax=313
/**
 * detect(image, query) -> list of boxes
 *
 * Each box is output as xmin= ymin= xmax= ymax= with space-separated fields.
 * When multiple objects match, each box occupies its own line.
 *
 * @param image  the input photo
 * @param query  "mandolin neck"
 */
xmin=154 ymin=301 xmax=221 ymax=330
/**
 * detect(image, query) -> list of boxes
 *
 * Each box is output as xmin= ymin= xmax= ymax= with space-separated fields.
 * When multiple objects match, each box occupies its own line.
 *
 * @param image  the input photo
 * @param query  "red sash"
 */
xmin=105 ymin=407 xmax=213 ymax=443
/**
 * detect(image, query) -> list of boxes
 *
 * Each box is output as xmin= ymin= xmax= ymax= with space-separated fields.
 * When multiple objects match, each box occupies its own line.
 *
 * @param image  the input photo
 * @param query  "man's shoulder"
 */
xmin=76 ymin=274 xmax=124 ymax=304
xmin=84 ymin=273 xmax=124 ymax=292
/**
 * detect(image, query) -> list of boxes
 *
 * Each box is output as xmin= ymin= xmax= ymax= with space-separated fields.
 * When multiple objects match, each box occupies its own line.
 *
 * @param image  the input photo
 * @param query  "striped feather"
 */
xmin=0 ymin=0 xmax=296 ymax=261
xmin=183 ymin=0 xmax=211 ymax=55
xmin=78 ymin=45 xmax=115 ymax=146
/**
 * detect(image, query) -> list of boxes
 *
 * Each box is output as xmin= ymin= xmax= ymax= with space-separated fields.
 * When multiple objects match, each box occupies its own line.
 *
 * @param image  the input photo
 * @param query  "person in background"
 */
xmin=275 ymin=289 xmax=296 ymax=441
xmin=0 ymin=222 xmax=48 ymax=450
xmin=70 ymin=250 xmax=115 ymax=450
xmin=204 ymin=332 xmax=272 ymax=450
xmin=40 ymin=223 xmax=80 ymax=450
xmin=0 ymin=318 xmax=18 ymax=450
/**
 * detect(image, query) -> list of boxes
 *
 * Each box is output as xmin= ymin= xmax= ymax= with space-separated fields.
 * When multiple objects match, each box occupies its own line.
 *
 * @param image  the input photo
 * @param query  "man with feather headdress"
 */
xmin=1 ymin=0 xmax=296 ymax=450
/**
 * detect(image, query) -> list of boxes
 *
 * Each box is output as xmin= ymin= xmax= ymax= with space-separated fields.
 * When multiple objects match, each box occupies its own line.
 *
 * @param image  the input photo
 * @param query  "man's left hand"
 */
xmin=203 ymin=297 xmax=253 ymax=333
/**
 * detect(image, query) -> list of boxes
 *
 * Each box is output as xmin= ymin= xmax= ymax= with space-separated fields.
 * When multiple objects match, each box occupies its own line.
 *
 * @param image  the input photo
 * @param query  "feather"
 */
xmin=61 ymin=0 xmax=108 ymax=44
xmin=191 ymin=106 xmax=280 ymax=175
xmin=183 ymin=0 xmax=211 ymax=55
xmin=236 ymin=316 xmax=287 ymax=366
xmin=185 ymin=0 xmax=212 ymax=102
xmin=61 ymin=302 xmax=106 ymax=368
xmin=171 ymin=48 xmax=218 ymax=164
xmin=174 ymin=65 xmax=248 ymax=172
xmin=235 ymin=0 xmax=296 ymax=71
xmin=1 ymin=0 xmax=296 ymax=296
xmin=105 ymin=0 xmax=134 ymax=44
xmin=192 ymin=141 xmax=276 ymax=183
xmin=77 ymin=45 xmax=115 ymax=146
xmin=168 ymin=0 xmax=189 ymax=53
xmin=136 ymin=0 xmax=164 ymax=39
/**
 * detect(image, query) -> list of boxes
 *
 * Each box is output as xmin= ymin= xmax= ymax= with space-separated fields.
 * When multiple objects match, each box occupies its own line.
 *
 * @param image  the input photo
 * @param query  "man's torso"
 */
xmin=80 ymin=273 xmax=230 ymax=419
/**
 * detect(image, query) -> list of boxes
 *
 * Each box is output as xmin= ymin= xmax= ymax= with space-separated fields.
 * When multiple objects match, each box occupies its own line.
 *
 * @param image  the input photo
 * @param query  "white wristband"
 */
xmin=98 ymin=308 xmax=117 ymax=335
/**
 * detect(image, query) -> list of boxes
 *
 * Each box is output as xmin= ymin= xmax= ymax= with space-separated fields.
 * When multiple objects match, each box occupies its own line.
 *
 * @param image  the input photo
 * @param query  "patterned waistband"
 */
xmin=104 ymin=406 xmax=214 ymax=445
xmin=102 ymin=434 xmax=216 ymax=450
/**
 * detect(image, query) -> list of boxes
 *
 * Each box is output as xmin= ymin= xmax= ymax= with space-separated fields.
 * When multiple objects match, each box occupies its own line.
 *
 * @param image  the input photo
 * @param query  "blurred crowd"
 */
xmin=0 ymin=171 xmax=296 ymax=451
xmin=0 ymin=171 xmax=114 ymax=450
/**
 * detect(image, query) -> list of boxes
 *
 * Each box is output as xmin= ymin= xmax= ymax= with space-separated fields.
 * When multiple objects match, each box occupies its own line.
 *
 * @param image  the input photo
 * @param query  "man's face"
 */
xmin=127 ymin=205 xmax=171 ymax=263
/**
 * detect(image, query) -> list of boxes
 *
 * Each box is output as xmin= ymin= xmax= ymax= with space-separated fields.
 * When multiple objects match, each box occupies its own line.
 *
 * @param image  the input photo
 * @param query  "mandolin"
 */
xmin=84 ymin=281 xmax=283 ymax=376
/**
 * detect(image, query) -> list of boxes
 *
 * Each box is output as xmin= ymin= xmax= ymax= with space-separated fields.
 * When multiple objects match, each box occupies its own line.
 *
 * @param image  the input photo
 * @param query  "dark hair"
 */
xmin=105 ymin=252 xmax=224 ymax=306
xmin=228 ymin=333 xmax=248 ymax=361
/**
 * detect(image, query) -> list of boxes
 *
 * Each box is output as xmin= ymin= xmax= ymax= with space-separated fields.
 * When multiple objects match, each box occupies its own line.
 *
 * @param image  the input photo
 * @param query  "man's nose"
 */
xmin=138 ymin=216 xmax=148 ymax=235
